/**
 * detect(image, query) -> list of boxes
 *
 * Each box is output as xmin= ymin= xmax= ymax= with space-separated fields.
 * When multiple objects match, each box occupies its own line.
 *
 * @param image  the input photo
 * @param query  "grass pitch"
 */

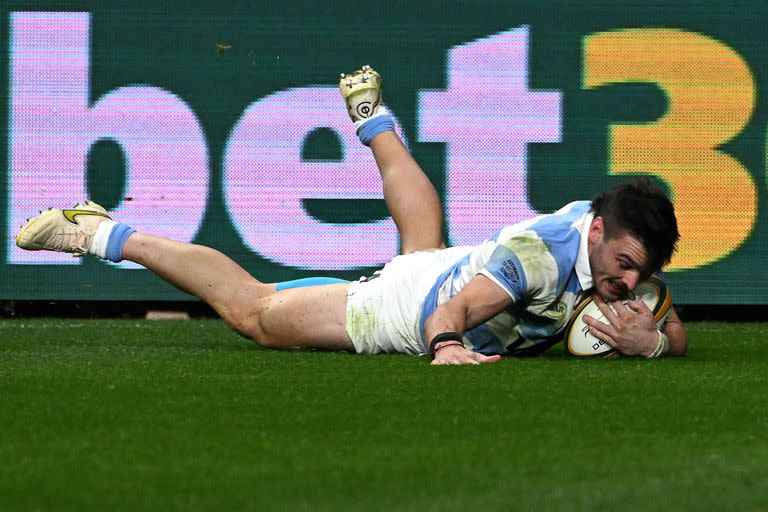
xmin=1 ymin=319 xmax=766 ymax=511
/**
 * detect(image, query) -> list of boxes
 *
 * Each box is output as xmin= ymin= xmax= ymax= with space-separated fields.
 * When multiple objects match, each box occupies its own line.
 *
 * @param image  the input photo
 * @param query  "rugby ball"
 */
xmin=563 ymin=275 xmax=672 ymax=358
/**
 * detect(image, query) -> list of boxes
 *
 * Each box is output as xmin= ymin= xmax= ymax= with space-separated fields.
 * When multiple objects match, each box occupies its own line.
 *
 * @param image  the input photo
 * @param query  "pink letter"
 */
xmin=224 ymin=87 xmax=402 ymax=269
xmin=8 ymin=12 xmax=209 ymax=264
xmin=419 ymin=26 xmax=562 ymax=245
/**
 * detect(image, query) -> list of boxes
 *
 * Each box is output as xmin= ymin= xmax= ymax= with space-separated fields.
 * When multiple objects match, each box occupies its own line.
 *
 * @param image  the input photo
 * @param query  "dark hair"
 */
xmin=590 ymin=178 xmax=679 ymax=273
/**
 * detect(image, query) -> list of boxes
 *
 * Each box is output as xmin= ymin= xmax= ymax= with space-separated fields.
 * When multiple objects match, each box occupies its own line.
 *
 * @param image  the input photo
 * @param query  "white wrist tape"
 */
xmin=647 ymin=330 xmax=670 ymax=358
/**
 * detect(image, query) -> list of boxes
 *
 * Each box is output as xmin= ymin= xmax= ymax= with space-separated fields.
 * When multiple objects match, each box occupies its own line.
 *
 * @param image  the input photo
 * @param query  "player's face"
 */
xmin=587 ymin=218 xmax=649 ymax=301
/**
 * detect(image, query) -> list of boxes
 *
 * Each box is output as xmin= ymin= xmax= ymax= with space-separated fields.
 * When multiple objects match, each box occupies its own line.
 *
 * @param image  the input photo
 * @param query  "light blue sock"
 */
xmin=357 ymin=114 xmax=395 ymax=146
xmin=105 ymin=223 xmax=135 ymax=262
xmin=275 ymin=277 xmax=349 ymax=290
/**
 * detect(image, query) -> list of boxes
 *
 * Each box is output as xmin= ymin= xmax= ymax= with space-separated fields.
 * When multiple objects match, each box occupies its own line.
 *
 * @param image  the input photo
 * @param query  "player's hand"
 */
xmin=582 ymin=295 xmax=659 ymax=357
xmin=431 ymin=344 xmax=502 ymax=365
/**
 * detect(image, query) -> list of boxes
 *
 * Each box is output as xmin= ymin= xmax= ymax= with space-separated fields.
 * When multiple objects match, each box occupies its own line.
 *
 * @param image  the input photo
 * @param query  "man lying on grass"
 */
xmin=16 ymin=66 xmax=687 ymax=364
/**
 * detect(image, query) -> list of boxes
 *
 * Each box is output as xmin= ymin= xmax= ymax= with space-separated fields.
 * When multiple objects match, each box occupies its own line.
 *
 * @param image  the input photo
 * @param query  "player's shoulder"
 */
xmin=495 ymin=201 xmax=589 ymax=239
xmin=525 ymin=201 xmax=591 ymax=253
xmin=487 ymin=201 xmax=591 ymax=269
xmin=529 ymin=201 xmax=591 ymax=234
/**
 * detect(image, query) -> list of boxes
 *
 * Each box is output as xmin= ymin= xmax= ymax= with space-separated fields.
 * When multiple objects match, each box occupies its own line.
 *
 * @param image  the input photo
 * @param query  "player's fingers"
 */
xmin=583 ymin=314 xmax=608 ymax=332
xmin=432 ymin=356 xmax=459 ymax=365
xmin=587 ymin=325 xmax=618 ymax=347
xmin=445 ymin=356 xmax=478 ymax=365
xmin=470 ymin=352 xmax=501 ymax=364
xmin=624 ymin=298 xmax=651 ymax=315
xmin=431 ymin=353 xmax=479 ymax=365
xmin=583 ymin=314 xmax=618 ymax=339
xmin=433 ymin=352 xmax=495 ymax=365
xmin=610 ymin=300 xmax=633 ymax=321
xmin=456 ymin=352 xmax=480 ymax=365
xmin=432 ymin=358 xmax=460 ymax=365
xmin=593 ymin=295 xmax=618 ymax=322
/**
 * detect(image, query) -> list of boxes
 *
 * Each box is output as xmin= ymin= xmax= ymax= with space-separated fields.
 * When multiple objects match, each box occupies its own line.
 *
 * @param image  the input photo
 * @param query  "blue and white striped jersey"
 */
xmin=418 ymin=201 xmax=595 ymax=356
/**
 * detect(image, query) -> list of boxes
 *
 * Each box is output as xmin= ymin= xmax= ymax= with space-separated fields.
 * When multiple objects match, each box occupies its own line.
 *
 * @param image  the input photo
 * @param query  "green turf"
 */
xmin=1 ymin=319 xmax=766 ymax=511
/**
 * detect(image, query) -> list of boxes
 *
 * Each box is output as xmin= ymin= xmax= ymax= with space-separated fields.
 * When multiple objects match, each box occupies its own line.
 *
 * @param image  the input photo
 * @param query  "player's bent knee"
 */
xmin=249 ymin=319 xmax=280 ymax=349
xmin=223 ymin=285 xmax=351 ymax=351
xmin=219 ymin=304 xmax=263 ymax=343
xmin=225 ymin=298 xmax=285 ymax=349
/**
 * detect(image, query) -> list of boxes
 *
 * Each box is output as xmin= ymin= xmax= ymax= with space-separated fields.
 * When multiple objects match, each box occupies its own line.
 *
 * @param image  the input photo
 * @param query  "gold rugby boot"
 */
xmin=339 ymin=64 xmax=382 ymax=122
xmin=16 ymin=200 xmax=111 ymax=255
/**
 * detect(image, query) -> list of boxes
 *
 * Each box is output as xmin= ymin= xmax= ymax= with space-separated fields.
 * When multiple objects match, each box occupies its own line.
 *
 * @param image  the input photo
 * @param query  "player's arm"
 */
xmin=423 ymin=274 xmax=509 ymax=365
xmin=661 ymin=306 xmax=687 ymax=356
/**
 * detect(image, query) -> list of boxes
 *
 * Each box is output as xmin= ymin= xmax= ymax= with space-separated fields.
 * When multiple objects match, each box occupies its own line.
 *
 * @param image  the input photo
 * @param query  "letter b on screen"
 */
xmin=8 ymin=12 xmax=209 ymax=264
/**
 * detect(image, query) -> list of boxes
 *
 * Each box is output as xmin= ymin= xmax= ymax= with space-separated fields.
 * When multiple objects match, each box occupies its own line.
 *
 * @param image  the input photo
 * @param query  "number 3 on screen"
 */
xmin=583 ymin=28 xmax=758 ymax=271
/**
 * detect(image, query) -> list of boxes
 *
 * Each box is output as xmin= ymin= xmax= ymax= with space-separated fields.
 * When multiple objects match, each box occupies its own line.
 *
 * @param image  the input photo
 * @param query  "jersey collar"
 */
xmin=574 ymin=212 xmax=594 ymax=290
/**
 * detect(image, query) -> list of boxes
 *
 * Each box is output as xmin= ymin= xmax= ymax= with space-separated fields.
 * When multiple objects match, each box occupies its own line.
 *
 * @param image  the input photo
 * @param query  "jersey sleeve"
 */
xmin=478 ymin=244 xmax=527 ymax=302
xmin=478 ymin=232 xmax=559 ymax=304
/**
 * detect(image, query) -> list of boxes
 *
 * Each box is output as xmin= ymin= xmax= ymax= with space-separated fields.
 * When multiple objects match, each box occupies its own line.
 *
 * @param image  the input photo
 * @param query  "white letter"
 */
xmin=224 ymin=87 xmax=404 ymax=269
xmin=9 ymin=12 xmax=209 ymax=264
xmin=418 ymin=26 xmax=562 ymax=245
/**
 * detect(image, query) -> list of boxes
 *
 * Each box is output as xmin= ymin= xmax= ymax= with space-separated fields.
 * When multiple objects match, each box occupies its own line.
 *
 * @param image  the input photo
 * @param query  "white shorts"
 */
xmin=344 ymin=247 xmax=473 ymax=355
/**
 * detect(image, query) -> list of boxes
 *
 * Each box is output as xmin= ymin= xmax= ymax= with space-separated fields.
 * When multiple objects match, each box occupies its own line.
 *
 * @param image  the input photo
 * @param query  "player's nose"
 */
xmin=623 ymin=271 xmax=640 ymax=292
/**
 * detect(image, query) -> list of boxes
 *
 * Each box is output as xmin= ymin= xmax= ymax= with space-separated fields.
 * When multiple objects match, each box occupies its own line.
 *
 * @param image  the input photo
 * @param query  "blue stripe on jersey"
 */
xmin=525 ymin=201 xmax=590 ymax=295
xmin=463 ymin=323 xmax=506 ymax=355
xmin=418 ymin=265 xmax=456 ymax=342
xmin=449 ymin=252 xmax=472 ymax=294
xmin=518 ymin=310 xmax=565 ymax=340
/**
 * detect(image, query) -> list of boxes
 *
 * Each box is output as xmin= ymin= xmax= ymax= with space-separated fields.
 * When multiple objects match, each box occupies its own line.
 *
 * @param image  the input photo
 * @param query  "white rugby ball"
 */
xmin=563 ymin=275 xmax=672 ymax=358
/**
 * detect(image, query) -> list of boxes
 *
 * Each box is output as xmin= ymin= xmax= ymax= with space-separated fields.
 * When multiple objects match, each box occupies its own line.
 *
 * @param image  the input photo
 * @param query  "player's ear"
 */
xmin=589 ymin=216 xmax=604 ymax=244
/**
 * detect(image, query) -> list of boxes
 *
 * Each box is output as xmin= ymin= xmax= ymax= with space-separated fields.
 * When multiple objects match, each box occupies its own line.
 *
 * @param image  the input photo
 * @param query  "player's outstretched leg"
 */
xmin=340 ymin=65 xmax=444 ymax=254
xmin=16 ymin=203 xmax=353 ymax=351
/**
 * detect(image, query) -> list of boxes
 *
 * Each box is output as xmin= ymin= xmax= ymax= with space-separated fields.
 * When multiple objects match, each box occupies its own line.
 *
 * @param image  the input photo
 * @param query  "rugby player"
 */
xmin=16 ymin=66 xmax=687 ymax=364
